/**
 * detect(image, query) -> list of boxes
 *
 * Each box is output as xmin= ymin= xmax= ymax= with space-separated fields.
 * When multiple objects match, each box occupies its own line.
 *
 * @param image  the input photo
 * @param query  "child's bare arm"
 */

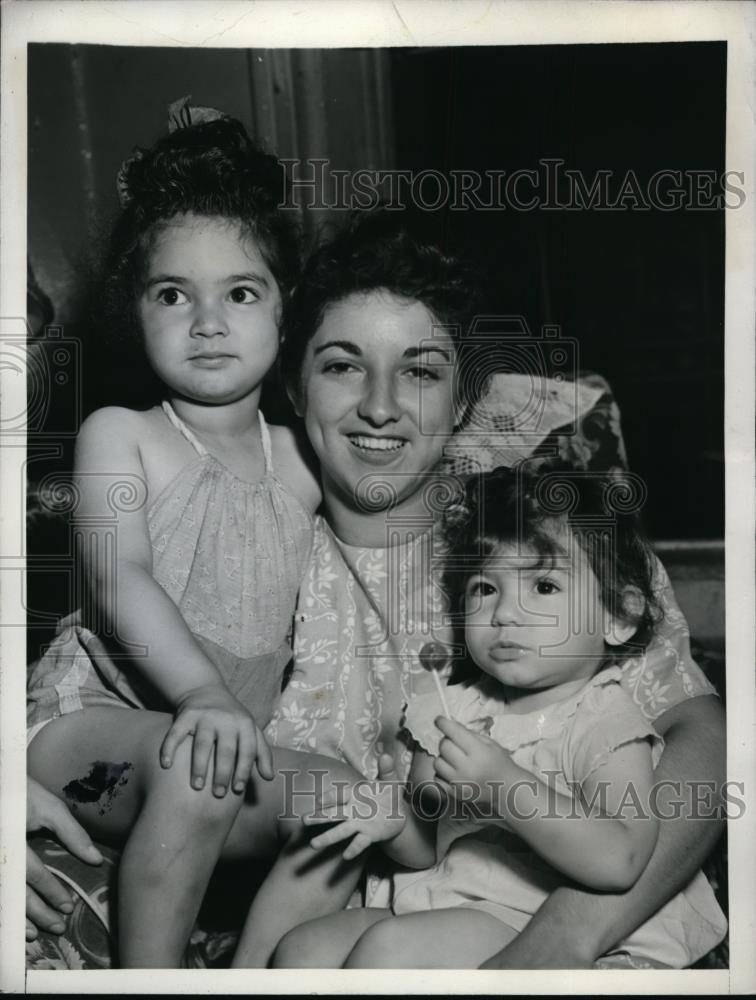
xmin=74 ymin=408 xmax=273 ymax=792
xmin=381 ymin=748 xmax=439 ymax=869
xmin=435 ymin=717 xmax=659 ymax=892
xmin=269 ymin=423 xmax=322 ymax=514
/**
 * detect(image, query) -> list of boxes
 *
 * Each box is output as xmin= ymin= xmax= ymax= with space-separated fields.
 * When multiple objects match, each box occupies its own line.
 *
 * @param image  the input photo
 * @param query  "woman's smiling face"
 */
xmin=298 ymin=289 xmax=459 ymax=533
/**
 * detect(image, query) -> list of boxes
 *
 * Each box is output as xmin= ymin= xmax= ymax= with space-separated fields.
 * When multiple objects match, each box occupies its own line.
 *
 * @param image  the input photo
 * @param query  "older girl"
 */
xmin=27 ymin=104 xmax=365 ymax=968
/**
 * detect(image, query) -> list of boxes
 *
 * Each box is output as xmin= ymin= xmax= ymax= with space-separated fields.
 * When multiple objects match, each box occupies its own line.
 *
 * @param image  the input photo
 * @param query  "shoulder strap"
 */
xmin=258 ymin=411 xmax=273 ymax=475
xmin=161 ymin=401 xmax=208 ymax=457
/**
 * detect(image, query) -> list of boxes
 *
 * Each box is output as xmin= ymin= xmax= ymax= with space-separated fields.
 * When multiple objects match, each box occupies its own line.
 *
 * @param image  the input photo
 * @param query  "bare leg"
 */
xmin=343 ymin=909 xmax=519 ymax=969
xmin=28 ymin=709 xmax=365 ymax=968
xmin=229 ymin=759 xmax=368 ymax=968
xmin=272 ymin=908 xmax=393 ymax=968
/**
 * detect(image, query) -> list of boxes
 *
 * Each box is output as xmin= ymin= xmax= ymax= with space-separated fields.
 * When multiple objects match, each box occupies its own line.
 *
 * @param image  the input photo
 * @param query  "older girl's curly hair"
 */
xmin=100 ymin=116 xmax=301 ymax=347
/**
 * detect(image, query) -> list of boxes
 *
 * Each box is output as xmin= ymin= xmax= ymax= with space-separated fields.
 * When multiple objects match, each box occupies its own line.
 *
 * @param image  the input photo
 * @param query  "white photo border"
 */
xmin=2 ymin=1 xmax=754 ymax=994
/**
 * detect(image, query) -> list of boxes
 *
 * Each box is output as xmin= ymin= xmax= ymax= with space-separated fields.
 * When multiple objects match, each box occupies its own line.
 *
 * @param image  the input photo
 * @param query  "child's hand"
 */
xmin=434 ymin=716 xmax=512 ymax=810
xmin=160 ymin=684 xmax=274 ymax=796
xmin=303 ymin=780 xmax=406 ymax=861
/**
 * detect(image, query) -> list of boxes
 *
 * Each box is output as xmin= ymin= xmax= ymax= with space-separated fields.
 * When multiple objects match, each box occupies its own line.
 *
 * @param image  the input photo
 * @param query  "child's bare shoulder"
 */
xmin=268 ymin=422 xmax=321 ymax=513
xmin=78 ymin=406 xmax=146 ymax=440
xmin=77 ymin=407 xmax=172 ymax=467
xmin=76 ymin=406 xmax=149 ymax=458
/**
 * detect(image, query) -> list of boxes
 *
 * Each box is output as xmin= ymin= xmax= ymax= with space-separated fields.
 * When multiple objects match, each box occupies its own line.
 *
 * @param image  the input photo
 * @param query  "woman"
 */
xmin=263 ymin=208 xmax=725 ymax=968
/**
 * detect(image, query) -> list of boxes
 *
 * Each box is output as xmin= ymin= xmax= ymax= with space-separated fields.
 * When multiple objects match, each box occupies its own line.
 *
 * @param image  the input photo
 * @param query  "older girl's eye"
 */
xmin=467 ymin=578 xmax=496 ymax=598
xmin=156 ymin=287 xmax=188 ymax=306
xmin=535 ymin=578 xmax=559 ymax=596
xmin=229 ymin=286 xmax=258 ymax=304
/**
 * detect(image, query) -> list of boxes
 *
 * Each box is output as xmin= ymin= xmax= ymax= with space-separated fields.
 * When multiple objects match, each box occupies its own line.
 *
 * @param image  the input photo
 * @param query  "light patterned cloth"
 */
xmin=265 ymin=514 xmax=717 ymax=911
xmin=28 ymin=405 xmax=313 ymax=730
xmin=266 ymin=519 xmax=716 ymax=779
xmin=442 ymin=373 xmax=604 ymax=475
xmin=393 ymin=671 xmax=727 ymax=969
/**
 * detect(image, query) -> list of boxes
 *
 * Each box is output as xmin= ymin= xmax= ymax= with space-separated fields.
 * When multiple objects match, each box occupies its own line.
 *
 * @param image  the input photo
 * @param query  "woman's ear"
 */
xmin=286 ymin=379 xmax=304 ymax=419
xmin=452 ymin=379 xmax=470 ymax=430
xmin=603 ymin=586 xmax=645 ymax=647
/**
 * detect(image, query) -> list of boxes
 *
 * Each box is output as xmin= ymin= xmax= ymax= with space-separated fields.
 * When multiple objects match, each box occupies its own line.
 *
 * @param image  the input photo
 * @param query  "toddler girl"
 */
xmin=277 ymin=466 xmax=727 ymax=968
xmin=27 ymin=102 xmax=365 ymax=967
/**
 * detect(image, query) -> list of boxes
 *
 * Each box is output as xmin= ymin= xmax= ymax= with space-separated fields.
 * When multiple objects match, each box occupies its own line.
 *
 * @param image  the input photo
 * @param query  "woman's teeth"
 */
xmin=349 ymin=435 xmax=405 ymax=452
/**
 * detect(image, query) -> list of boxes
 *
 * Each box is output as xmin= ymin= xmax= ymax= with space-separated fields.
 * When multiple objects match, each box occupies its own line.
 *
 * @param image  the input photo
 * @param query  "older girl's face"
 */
xmin=298 ymin=290 xmax=459 ymax=520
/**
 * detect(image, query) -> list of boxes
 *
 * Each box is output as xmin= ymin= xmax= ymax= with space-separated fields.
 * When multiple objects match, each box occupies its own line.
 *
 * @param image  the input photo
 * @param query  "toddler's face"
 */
xmin=463 ymin=532 xmax=632 ymax=696
xmin=138 ymin=213 xmax=281 ymax=405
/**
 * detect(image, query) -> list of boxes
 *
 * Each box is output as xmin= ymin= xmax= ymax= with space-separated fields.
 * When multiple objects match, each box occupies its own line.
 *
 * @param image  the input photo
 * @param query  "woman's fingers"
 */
xmin=31 ymin=790 xmax=102 ymax=866
xmin=26 ymin=887 xmax=68 ymax=936
xmin=26 ymin=846 xmax=72 ymax=934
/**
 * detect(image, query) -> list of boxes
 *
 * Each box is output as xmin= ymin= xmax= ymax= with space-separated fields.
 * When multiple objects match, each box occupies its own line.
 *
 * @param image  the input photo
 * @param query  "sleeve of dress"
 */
xmin=564 ymin=682 xmax=665 ymax=787
xmin=402 ymin=685 xmax=488 ymax=757
xmin=617 ymin=555 xmax=718 ymax=722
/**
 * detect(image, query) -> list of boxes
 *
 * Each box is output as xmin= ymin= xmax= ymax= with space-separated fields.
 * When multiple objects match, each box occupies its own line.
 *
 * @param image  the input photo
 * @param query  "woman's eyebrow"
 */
xmin=403 ymin=345 xmax=453 ymax=362
xmin=313 ymin=339 xmax=362 ymax=356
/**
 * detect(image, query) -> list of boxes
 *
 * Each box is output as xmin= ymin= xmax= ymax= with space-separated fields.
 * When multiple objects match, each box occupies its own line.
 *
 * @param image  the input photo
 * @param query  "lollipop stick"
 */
xmin=431 ymin=668 xmax=453 ymax=720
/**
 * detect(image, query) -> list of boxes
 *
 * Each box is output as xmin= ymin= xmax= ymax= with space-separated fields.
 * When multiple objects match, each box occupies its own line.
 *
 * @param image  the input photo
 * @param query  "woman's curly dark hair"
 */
xmin=442 ymin=465 xmax=664 ymax=683
xmin=281 ymin=207 xmax=481 ymax=413
xmin=100 ymin=116 xmax=301 ymax=347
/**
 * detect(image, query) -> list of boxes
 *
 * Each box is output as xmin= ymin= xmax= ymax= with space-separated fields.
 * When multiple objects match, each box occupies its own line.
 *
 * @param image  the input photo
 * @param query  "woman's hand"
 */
xmin=26 ymin=777 xmax=103 ymax=941
xmin=160 ymin=684 xmax=274 ymax=795
xmin=434 ymin=716 xmax=512 ymax=812
xmin=303 ymin=780 xmax=407 ymax=861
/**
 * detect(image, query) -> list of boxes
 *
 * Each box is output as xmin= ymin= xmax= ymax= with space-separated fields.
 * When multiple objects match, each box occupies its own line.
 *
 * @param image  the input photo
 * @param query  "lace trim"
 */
xmin=403 ymin=667 xmax=626 ymax=756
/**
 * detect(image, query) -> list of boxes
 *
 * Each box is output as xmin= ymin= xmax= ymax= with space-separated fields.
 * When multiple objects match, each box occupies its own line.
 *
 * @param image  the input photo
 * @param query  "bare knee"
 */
xmin=145 ymin=738 xmax=244 ymax=830
xmin=272 ymin=923 xmax=322 ymax=968
xmin=344 ymin=918 xmax=402 ymax=969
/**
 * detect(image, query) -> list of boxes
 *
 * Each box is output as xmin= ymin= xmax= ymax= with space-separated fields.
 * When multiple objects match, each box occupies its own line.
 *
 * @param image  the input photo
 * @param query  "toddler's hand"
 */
xmin=160 ymin=684 xmax=274 ymax=796
xmin=434 ymin=715 xmax=511 ymax=811
xmin=303 ymin=780 xmax=406 ymax=861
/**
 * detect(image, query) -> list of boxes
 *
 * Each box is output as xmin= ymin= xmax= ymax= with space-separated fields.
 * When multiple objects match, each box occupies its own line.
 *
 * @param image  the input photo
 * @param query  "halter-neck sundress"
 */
xmin=28 ymin=403 xmax=313 ymax=732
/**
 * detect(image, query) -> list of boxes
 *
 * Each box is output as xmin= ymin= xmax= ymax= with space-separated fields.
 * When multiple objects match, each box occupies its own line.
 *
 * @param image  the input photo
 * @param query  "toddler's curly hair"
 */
xmin=442 ymin=465 xmax=663 ymax=681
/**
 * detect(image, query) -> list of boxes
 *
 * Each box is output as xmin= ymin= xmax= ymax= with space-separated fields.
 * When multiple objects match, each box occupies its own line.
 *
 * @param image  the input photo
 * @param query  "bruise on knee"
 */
xmin=63 ymin=760 xmax=133 ymax=817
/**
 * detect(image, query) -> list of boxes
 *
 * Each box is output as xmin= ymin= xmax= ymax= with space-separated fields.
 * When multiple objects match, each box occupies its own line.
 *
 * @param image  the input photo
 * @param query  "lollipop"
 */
xmin=419 ymin=641 xmax=453 ymax=720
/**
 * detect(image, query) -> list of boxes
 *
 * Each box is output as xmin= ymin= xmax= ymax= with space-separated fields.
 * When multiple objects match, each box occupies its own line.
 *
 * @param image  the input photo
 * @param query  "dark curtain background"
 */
xmin=26 ymin=43 xmax=725 ymax=655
